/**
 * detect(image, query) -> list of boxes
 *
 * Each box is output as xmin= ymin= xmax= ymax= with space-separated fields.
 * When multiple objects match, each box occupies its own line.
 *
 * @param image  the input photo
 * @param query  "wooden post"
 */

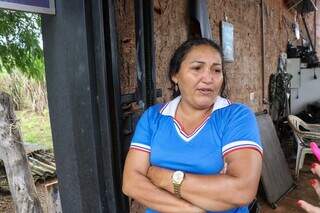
xmin=0 ymin=92 xmax=43 ymax=213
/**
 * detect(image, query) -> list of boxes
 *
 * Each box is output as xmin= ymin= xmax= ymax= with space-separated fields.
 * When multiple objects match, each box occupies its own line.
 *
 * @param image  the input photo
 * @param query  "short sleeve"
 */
xmin=221 ymin=104 xmax=263 ymax=156
xmin=130 ymin=108 xmax=152 ymax=153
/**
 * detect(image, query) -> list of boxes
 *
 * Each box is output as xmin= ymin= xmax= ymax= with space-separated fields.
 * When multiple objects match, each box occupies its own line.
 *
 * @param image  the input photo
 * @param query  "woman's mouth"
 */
xmin=197 ymin=88 xmax=213 ymax=95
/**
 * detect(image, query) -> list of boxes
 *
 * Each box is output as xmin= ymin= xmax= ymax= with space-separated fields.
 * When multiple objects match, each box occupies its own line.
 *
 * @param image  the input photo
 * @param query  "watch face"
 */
xmin=173 ymin=171 xmax=184 ymax=184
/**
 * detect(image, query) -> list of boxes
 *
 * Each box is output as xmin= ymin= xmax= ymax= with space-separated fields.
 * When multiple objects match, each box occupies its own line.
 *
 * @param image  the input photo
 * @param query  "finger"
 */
xmin=297 ymin=200 xmax=320 ymax=213
xmin=146 ymin=166 xmax=154 ymax=178
xmin=311 ymin=163 xmax=320 ymax=177
xmin=220 ymin=162 xmax=228 ymax=174
xmin=310 ymin=179 xmax=320 ymax=199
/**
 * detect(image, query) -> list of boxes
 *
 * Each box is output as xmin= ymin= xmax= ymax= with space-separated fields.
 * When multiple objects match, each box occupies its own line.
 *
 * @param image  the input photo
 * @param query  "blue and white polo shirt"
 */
xmin=130 ymin=96 xmax=263 ymax=213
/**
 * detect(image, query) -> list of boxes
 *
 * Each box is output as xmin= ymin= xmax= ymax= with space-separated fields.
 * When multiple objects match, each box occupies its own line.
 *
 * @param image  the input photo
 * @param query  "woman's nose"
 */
xmin=201 ymin=69 xmax=214 ymax=83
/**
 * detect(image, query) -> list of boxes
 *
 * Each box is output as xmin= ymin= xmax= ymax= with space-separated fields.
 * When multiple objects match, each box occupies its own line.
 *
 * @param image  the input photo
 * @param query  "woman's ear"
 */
xmin=171 ymin=74 xmax=178 ymax=84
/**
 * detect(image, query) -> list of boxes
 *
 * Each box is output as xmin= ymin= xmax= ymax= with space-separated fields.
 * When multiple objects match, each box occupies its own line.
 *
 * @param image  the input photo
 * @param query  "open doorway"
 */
xmin=0 ymin=9 xmax=58 ymax=213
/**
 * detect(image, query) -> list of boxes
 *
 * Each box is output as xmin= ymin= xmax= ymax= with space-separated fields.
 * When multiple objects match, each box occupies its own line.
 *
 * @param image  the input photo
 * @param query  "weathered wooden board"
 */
xmin=256 ymin=112 xmax=295 ymax=207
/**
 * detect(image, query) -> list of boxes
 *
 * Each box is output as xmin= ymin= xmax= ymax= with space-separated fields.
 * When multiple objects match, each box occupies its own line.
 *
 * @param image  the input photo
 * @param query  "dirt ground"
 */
xmin=259 ymin=157 xmax=319 ymax=213
xmin=0 ymin=194 xmax=13 ymax=213
xmin=0 ymin=179 xmax=56 ymax=213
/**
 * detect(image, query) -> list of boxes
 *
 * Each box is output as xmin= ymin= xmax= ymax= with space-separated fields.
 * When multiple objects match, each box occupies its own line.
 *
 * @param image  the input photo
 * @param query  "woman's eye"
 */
xmin=191 ymin=66 xmax=201 ymax=71
xmin=215 ymin=69 xmax=222 ymax=73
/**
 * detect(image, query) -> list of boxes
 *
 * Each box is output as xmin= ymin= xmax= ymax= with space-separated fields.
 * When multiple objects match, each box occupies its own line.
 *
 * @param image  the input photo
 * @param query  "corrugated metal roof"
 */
xmin=0 ymin=149 xmax=56 ymax=190
xmin=28 ymin=150 xmax=56 ymax=182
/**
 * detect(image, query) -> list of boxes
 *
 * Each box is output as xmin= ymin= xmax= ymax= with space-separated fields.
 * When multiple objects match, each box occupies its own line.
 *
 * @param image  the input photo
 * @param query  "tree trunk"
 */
xmin=0 ymin=92 xmax=43 ymax=213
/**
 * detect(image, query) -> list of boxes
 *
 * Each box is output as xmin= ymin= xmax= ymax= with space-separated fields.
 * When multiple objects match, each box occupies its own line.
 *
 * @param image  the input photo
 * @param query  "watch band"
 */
xmin=173 ymin=183 xmax=181 ymax=198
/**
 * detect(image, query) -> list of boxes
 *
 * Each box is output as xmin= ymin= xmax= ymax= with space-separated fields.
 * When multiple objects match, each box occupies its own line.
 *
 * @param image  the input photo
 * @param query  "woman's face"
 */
xmin=172 ymin=45 xmax=223 ymax=110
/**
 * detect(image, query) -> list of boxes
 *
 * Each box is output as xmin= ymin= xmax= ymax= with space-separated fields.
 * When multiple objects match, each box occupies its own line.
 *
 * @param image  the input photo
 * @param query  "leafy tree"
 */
xmin=0 ymin=10 xmax=44 ymax=81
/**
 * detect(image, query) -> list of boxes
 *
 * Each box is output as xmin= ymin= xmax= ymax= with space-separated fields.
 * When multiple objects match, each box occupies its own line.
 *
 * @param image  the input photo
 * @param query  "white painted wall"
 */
xmin=287 ymin=58 xmax=320 ymax=114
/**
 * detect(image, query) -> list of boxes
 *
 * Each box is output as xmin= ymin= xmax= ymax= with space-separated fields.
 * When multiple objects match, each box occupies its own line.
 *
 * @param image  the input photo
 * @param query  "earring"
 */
xmin=174 ymin=83 xmax=179 ymax=92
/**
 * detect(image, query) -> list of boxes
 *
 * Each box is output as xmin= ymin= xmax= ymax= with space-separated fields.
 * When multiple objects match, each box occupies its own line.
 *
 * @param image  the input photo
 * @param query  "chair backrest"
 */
xmin=288 ymin=115 xmax=308 ymax=136
xmin=288 ymin=115 xmax=301 ymax=146
xmin=288 ymin=115 xmax=320 ymax=148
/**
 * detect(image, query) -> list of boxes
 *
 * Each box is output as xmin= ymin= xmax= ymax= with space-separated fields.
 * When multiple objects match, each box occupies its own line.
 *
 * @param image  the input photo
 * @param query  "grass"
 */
xmin=15 ymin=109 xmax=53 ymax=149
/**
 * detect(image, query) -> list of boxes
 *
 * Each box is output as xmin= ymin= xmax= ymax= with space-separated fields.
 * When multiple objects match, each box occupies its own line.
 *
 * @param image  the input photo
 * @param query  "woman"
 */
xmin=122 ymin=38 xmax=263 ymax=213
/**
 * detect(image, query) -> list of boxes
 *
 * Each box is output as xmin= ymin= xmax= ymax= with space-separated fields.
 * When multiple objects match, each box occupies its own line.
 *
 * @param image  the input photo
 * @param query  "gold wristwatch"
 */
xmin=172 ymin=171 xmax=185 ymax=198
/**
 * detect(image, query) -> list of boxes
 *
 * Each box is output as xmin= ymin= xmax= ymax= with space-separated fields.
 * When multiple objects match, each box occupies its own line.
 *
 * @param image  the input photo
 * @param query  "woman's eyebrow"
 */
xmin=190 ymin=61 xmax=222 ymax=66
xmin=190 ymin=60 xmax=205 ymax=64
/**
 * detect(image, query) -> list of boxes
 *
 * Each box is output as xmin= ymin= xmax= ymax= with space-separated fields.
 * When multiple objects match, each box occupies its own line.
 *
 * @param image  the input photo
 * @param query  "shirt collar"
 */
xmin=160 ymin=95 xmax=231 ymax=117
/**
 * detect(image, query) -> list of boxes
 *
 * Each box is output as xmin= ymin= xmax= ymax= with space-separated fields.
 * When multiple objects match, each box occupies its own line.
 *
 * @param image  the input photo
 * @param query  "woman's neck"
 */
xmin=176 ymin=99 xmax=213 ymax=120
xmin=174 ymin=99 xmax=213 ymax=135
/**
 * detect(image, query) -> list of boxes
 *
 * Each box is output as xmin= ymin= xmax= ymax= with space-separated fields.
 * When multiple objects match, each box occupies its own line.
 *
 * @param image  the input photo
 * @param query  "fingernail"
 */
xmin=311 ymin=163 xmax=318 ymax=169
xmin=310 ymin=179 xmax=317 ymax=186
xmin=296 ymin=200 xmax=302 ymax=207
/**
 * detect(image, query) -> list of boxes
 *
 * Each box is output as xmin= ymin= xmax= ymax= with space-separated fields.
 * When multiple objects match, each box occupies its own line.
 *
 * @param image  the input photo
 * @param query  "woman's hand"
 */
xmin=147 ymin=166 xmax=173 ymax=190
xmin=298 ymin=199 xmax=320 ymax=213
xmin=147 ymin=163 xmax=228 ymax=190
xmin=147 ymin=166 xmax=206 ymax=213
xmin=123 ymin=150 xmax=207 ymax=212
xmin=298 ymin=163 xmax=320 ymax=213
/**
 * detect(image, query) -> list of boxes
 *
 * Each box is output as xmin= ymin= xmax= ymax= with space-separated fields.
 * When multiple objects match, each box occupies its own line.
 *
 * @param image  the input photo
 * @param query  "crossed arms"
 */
xmin=122 ymin=148 xmax=262 ymax=212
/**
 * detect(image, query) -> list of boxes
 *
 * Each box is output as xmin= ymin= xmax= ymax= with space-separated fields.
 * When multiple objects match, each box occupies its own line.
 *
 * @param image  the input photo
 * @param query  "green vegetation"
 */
xmin=0 ymin=10 xmax=44 ymax=81
xmin=16 ymin=110 xmax=53 ymax=149
xmin=0 ymin=71 xmax=51 ymax=148
xmin=0 ymin=10 xmax=51 ymax=149
xmin=0 ymin=71 xmax=47 ymax=111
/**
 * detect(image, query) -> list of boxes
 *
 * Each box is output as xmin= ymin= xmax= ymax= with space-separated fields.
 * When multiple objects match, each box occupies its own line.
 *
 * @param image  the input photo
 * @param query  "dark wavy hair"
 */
xmin=168 ymin=38 xmax=228 ymax=98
